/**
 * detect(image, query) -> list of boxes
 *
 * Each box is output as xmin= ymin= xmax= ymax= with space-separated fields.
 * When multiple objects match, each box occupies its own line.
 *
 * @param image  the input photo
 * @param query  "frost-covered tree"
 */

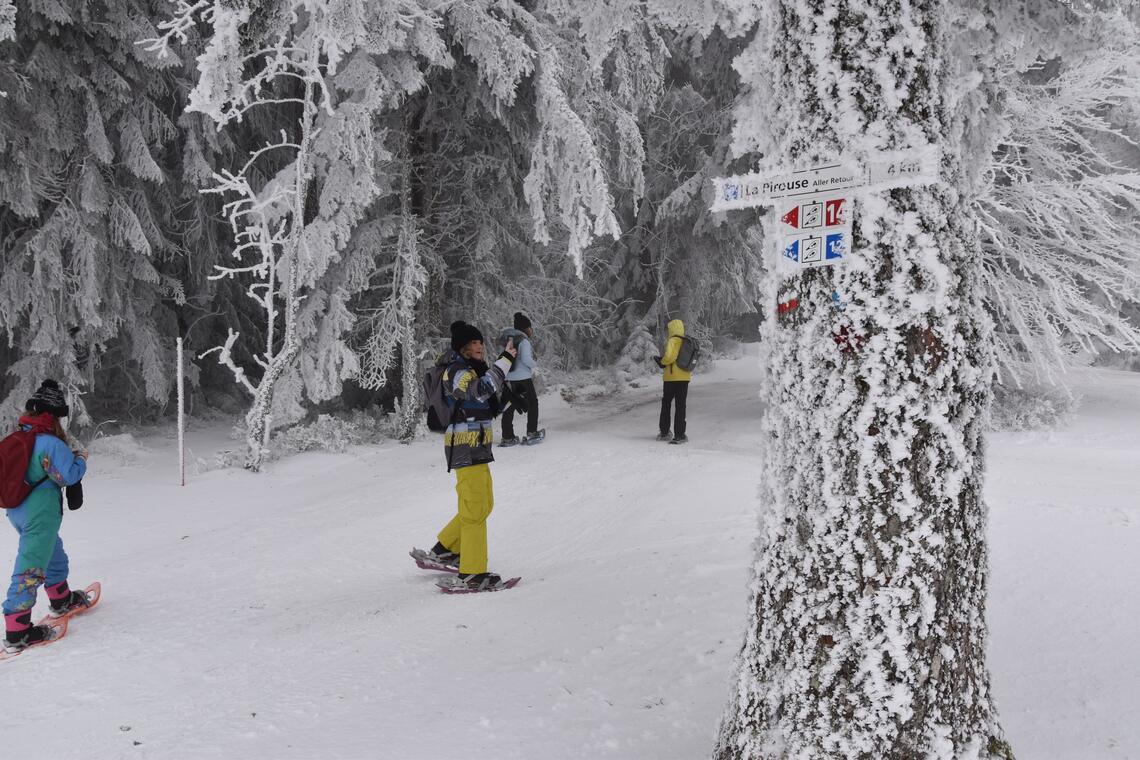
xmin=616 ymin=28 xmax=762 ymax=347
xmin=976 ymin=37 xmax=1140 ymax=384
xmin=355 ymin=129 xmax=428 ymax=441
xmin=146 ymin=0 xmax=449 ymax=469
xmin=0 ymin=0 xmax=13 ymax=45
xmin=0 ymin=0 xmax=185 ymax=423
xmin=713 ymin=1 xmax=1011 ymax=757
xmin=353 ymin=0 xmax=638 ymax=381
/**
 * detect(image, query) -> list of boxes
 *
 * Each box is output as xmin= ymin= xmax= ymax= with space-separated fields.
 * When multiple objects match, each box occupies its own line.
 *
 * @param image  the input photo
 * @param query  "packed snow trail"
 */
xmin=2 ymin=350 xmax=1138 ymax=759
xmin=0 ymin=354 xmax=763 ymax=759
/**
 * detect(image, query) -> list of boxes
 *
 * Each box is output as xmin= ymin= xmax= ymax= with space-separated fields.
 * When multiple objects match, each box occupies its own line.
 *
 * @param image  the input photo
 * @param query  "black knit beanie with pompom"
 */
xmin=25 ymin=378 xmax=69 ymax=418
xmin=450 ymin=321 xmax=484 ymax=352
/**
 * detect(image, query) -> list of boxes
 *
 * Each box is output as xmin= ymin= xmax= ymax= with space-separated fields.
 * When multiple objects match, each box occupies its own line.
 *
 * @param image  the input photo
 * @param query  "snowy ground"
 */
xmin=2 ymin=347 xmax=1137 ymax=760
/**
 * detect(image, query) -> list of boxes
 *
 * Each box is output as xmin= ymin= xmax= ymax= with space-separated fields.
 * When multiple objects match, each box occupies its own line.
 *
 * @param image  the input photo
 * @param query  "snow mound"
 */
xmin=87 ymin=433 xmax=148 ymax=467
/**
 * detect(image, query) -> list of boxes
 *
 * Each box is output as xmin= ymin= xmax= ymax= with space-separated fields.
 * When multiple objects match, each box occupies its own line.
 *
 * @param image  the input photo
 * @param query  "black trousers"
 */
xmin=502 ymin=379 xmax=539 ymax=438
xmin=659 ymin=380 xmax=689 ymax=437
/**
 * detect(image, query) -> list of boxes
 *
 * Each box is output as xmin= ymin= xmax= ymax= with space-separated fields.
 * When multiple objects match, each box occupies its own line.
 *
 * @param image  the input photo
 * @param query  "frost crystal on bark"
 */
xmin=714 ymin=2 xmax=1010 ymax=758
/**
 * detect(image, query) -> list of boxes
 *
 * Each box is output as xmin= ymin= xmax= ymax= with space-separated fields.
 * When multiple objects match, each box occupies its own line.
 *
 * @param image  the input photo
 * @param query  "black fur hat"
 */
xmin=450 ymin=321 xmax=484 ymax=351
xmin=26 ymin=378 xmax=69 ymax=418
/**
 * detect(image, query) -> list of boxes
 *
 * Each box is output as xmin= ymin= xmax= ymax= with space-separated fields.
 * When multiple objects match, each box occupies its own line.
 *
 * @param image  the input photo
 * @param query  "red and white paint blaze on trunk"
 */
xmin=714 ymin=2 xmax=1011 ymax=759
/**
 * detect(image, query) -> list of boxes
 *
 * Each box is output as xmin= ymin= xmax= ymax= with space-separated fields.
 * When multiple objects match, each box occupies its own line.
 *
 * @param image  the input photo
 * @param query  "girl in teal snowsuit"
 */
xmin=3 ymin=379 xmax=90 ymax=651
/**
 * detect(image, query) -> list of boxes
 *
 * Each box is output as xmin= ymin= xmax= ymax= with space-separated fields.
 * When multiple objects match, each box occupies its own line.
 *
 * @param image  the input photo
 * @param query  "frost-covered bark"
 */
xmin=714 ymin=2 xmax=1009 ymax=758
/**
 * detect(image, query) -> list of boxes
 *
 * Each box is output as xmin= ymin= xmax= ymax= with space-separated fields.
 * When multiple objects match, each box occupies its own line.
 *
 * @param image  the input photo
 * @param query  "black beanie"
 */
xmin=25 ymin=378 xmax=69 ymax=418
xmin=450 ymin=321 xmax=484 ymax=351
xmin=514 ymin=312 xmax=532 ymax=331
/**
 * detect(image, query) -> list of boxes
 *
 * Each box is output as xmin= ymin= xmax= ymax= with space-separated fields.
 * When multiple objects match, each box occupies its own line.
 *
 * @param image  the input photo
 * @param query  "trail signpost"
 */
xmin=775 ymin=194 xmax=851 ymax=268
xmin=710 ymin=146 xmax=941 ymax=271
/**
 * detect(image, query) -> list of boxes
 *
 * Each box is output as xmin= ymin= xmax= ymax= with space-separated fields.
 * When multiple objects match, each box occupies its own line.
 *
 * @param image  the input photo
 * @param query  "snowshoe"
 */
xmin=410 ymin=547 xmax=460 ymax=573
xmin=499 ymin=437 xmax=521 ymax=448
xmin=521 ymin=429 xmax=546 ymax=446
xmin=1 ymin=618 xmax=67 ymax=660
xmin=49 ymin=590 xmax=90 ymax=617
xmin=436 ymin=573 xmax=521 ymax=594
xmin=669 ymin=434 xmax=688 ymax=445
xmin=45 ymin=582 xmax=102 ymax=621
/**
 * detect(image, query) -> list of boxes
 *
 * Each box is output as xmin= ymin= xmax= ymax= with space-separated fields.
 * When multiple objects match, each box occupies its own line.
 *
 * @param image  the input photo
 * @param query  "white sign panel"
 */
xmin=711 ymin=146 xmax=941 ymax=212
xmin=711 ymin=163 xmax=861 ymax=212
xmin=711 ymin=148 xmax=942 ymax=271
xmin=864 ymin=146 xmax=942 ymax=190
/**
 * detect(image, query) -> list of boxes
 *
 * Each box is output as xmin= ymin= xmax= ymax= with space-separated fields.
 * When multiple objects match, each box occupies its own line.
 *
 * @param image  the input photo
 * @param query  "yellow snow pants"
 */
xmin=437 ymin=463 xmax=494 ymax=575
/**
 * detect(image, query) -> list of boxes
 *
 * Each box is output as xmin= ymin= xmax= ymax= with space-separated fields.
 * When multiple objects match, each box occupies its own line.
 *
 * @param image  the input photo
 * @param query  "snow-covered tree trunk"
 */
xmin=394 ymin=149 xmax=426 ymax=442
xmin=194 ymin=58 xmax=319 ymax=473
xmin=356 ymin=131 xmax=428 ymax=440
xmin=714 ymin=2 xmax=1009 ymax=758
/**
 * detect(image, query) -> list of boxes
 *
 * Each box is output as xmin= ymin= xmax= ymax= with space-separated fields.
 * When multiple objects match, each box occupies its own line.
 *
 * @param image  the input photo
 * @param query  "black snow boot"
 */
xmin=426 ymin=542 xmax=460 ymax=568
xmin=4 ymin=611 xmax=52 ymax=652
xmin=49 ymin=590 xmax=91 ymax=616
xmin=457 ymin=572 xmax=503 ymax=591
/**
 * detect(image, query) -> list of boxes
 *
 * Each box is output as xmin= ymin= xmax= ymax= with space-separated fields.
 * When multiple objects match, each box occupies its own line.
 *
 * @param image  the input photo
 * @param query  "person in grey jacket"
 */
xmin=499 ymin=312 xmax=543 ymax=446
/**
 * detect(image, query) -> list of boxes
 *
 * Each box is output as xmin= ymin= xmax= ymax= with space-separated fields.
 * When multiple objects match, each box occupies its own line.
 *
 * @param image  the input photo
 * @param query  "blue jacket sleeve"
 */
xmin=33 ymin=435 xmax=87 ymax=487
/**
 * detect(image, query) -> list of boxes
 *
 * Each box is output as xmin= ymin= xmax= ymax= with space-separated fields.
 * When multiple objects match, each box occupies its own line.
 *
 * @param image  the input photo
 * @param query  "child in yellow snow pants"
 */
xmin=436 ymin=463 xmax=493 ymax=575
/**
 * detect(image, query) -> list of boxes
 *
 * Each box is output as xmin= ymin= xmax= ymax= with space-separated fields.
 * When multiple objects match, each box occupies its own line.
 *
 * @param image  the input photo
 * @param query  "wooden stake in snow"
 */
xmin=177 ymin=336 xmax=185 ymax=487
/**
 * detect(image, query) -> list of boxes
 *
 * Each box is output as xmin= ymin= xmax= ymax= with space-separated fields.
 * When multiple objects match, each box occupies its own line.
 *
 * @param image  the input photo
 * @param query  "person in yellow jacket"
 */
xmin=654 ymin=318 xmax=692 ymax=444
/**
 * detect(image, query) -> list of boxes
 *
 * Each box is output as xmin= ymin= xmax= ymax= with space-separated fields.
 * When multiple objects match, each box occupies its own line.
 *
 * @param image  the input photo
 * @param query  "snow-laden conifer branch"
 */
xmin=445 ymin=0 xmax=536 ymax=113
xmin=976 ymin=47 xmax=1140 ymax=384
xmin=0 ymin=0 xmax=15 ymax=46
xmin=514 ymin=11 xmax=621 ymax=277
xmin=158 ymin=0 xmax=454 ymax=466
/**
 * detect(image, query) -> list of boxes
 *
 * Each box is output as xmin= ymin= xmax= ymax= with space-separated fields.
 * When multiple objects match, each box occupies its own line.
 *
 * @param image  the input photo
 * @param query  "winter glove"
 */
xmin=653 ymin=355 xmax=664 ymax=367
xmin=66 ymin=482 xmax=83 ymax=511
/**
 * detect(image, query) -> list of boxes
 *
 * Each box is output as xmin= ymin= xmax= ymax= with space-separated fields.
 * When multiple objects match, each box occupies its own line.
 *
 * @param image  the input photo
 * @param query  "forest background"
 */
xmin=1 ymin=0 xmax=1138 ymax=466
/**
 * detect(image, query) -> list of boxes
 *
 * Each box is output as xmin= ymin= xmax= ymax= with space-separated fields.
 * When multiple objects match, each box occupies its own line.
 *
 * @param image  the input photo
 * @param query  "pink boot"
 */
xmin=4 ymin=610 xmax=49 ymax=651
xmin=45 ymin=580 xmax=89 ymax=616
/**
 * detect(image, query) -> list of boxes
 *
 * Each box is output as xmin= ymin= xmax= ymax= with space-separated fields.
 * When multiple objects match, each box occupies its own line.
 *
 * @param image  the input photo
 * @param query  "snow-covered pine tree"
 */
xmin=146 ymin=0 xmax=448 ymax=469
xmin=713 ymin=2 xmax=1010 ymax=758
xmin=355 ymin=127 xmax=428 ymax=442
xmin=534 ymin=2 xmax=768 ymax=351
xmin=0 ymin=0 xmax=185 ymax=423
xmin=354 ymin=0 xmax=638 ymax=383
